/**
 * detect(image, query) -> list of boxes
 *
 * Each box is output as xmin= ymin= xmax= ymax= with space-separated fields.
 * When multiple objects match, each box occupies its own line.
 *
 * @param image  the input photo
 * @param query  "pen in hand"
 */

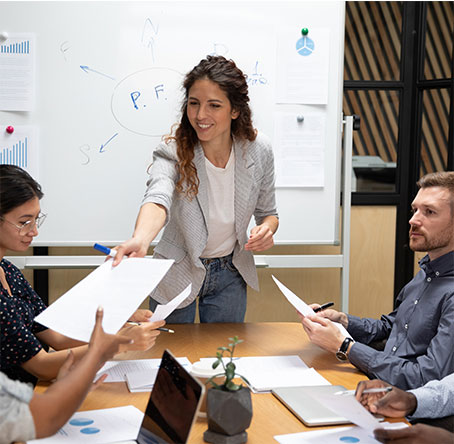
xmin=93 ymin=243 xmax=117 ymax=258
xmin=313 ymin=302 xmax=334 ymax=313
xmin=335 ymin=387 xmax=393 ymax=395
xmin=126 ymin=322 xmax=174 ymax=334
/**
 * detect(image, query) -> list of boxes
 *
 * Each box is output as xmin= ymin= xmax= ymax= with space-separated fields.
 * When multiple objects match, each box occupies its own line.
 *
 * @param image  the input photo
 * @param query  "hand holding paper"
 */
xmin=271 ymin=276 xmax=352 ymax=339
xmin=35 ymin=258 xmax=173 ymax=342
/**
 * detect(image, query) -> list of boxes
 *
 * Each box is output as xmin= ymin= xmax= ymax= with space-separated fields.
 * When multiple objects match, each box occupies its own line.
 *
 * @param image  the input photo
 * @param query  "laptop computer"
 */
xmin=272 ymin=385 xmax=351 ymax=427
xmin=121 ymin=349 xmax=205 ymax=444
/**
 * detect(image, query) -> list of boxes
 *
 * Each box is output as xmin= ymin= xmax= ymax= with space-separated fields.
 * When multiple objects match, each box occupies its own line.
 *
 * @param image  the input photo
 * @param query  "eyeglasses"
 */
xmin=0 ymin=212 xmax=47 ymax=236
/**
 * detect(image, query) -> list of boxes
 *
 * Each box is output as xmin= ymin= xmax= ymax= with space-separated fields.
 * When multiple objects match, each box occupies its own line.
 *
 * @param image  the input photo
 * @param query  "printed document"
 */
xmin=96 ymin=357 xmax=192 ymax=383
xmin=0 ymin=33 xmax=36 ymax=110
xmin=27 ymin=405 xmax=143 ymax=443
xmin=35 ymin=258 xmax=173 ymax=342
xmin=274 ymin=423 xmax=408 ymax=444
xmin=272 ymin=275 xmax=352 ymax=339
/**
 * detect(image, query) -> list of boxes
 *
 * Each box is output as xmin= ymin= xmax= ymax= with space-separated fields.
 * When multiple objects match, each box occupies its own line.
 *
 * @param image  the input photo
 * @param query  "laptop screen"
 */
xmin=137 ymin=349 xmax=204 ymax=444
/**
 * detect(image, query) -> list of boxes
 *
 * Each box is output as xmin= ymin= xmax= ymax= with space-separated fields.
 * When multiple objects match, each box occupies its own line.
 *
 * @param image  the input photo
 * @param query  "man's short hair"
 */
xmin=417 ymin=171 xmax=454 ymax=215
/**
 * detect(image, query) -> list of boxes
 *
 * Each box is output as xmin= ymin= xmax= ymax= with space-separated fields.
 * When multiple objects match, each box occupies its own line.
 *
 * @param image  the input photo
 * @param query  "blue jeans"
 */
xmin=149 ymin=253 xmax=247 ymax=323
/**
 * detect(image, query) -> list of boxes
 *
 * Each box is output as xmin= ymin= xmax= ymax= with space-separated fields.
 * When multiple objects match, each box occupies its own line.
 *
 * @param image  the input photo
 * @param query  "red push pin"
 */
xmin=6 ymin=126 xmax=14 ymax=134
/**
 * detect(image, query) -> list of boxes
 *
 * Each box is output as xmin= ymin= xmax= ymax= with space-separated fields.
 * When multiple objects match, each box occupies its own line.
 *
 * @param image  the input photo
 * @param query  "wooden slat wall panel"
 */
xmin=345 ymin=1 xmax=453 ymax=175
xmin=420 ymin=88 xmax=449 ymax=175
xmin=424 ymin=2 xmax=453 ymax=79
xmin=344 ymin=2 xmax=402 ymax=81
xmin=343 ymin=90 xmax=400 ymax=162
xmin=344 ymin=2 xmax=402 ymax=165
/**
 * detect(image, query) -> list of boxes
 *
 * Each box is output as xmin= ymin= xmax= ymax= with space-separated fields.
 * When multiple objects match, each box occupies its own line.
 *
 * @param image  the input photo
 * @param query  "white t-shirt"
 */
xmin=201 ymin=148 xmax=236 ymax=258
xmin=0 ymin=372 xmax=36 ymax=443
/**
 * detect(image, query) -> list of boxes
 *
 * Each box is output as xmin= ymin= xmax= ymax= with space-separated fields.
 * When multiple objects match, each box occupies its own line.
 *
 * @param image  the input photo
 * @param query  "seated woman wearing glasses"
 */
xmin=0 ymin=165 xmax=165 ymax=385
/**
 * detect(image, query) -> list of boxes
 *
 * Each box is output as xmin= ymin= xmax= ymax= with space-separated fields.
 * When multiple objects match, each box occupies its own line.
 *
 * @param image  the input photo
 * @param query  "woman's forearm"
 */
xmin=29 ymin=350 xmax=102 ymax=437
xmin=133 ymin=202 xmax=167 ymax=245
xmin=21 ymin=345 xmax=89 ymax=381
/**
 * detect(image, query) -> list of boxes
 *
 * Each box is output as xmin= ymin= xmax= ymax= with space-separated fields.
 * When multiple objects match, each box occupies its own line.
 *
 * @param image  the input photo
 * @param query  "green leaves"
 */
xmin=207 ymin=336 xmax=245 ymax=392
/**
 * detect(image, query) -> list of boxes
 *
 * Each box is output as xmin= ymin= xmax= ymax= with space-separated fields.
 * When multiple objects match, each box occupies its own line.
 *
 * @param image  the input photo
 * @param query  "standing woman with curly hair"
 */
xmin=115 ymin=56 xmax=279 ymax=323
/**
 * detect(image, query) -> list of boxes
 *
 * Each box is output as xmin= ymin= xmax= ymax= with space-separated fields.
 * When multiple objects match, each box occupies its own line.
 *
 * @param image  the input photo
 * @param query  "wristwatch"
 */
xmin=336 ymin=337 xmax=354 ymax=362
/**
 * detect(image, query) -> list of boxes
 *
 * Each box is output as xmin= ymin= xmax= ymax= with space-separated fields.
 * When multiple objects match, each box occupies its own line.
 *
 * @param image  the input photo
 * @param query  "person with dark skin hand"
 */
xmin=355 ymin=378 xmax=454 ymax=443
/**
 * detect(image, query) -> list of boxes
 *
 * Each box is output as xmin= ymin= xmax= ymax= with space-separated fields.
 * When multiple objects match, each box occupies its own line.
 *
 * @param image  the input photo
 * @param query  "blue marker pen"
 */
xmin=93 ymin=243 xmax=117 ymax=258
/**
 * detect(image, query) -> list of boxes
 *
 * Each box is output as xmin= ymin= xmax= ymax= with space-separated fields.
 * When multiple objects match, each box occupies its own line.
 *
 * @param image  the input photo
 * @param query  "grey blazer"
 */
xmin=142 ymin=132 xmax=278 ymax=307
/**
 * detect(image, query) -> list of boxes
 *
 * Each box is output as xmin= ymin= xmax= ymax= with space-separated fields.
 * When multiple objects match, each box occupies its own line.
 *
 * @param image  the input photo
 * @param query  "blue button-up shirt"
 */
xmin=409 ymin=372 xmax=454 ymax=419
xmin=347 ymin=251 xmax=454 ymax=390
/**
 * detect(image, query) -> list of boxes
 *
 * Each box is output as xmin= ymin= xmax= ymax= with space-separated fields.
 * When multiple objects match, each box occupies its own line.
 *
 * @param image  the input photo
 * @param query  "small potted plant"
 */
xmin=203 ymin=336 xmax=252 ymax=444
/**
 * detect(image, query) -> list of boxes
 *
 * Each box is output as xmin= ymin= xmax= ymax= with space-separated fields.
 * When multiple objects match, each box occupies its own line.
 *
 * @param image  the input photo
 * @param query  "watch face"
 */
xmin=336 ymin=351 xmax=348 ymax=361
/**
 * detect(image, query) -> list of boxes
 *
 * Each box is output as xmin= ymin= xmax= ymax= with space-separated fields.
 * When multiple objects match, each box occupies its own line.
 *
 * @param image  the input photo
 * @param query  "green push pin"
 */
xmin=301 ymin=28 xmax=309 ymax=36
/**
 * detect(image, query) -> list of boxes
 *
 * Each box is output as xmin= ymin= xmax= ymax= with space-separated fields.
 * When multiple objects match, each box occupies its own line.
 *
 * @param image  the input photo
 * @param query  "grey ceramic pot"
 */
xmin=206 ymin=386 xmax=253 ymax=436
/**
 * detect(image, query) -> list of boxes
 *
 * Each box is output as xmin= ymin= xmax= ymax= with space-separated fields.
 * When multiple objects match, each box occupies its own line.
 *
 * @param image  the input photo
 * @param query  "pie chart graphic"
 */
xmin=296 ymin=36 xmax=315 ymax=56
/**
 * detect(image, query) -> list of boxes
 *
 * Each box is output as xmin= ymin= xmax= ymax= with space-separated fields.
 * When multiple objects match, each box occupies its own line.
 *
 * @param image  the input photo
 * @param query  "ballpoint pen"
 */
xmin=335 ymin=387 xmax=393 ymax=395
xmin=126 ymin=322 xmax=175 ymax=333
xmin=313 ymin=302 xmax=334 ymax=313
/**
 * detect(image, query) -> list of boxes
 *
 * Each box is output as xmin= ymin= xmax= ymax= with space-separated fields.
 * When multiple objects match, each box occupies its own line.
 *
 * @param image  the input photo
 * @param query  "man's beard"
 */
xmin=409 ymin=225 xmax=454 ymax=252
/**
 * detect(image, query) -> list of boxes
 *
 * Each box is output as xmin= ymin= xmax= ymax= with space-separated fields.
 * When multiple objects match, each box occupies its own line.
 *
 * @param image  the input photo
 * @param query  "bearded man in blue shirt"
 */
xmin=300 ymin=171 xmax=454 ymax=390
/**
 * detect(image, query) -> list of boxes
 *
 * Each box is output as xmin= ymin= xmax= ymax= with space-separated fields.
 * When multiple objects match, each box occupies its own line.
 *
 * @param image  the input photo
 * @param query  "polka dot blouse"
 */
xmin=0 ymin=259 xmax=48 ymax=383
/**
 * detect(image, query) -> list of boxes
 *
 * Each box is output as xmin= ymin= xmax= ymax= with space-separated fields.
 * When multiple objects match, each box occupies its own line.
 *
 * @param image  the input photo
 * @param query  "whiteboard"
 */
xmin=0 ymin=1 xmax=345 ymax=246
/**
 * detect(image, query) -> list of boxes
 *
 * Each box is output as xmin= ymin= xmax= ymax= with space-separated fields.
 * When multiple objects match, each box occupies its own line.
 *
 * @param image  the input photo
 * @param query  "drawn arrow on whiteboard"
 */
xmin=80 ymin=65 xmax=116 ymax=81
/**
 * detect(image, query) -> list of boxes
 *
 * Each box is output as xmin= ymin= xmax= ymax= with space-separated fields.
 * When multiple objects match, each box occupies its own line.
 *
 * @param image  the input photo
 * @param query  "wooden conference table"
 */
xmin=37 ymin=322 xmax=387 ymax=443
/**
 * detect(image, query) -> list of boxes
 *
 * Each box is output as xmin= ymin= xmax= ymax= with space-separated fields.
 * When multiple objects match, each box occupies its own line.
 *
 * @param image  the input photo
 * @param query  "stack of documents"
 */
xmin=96 ymin=357 xmax=192 ymax=392
xmin=200 ymin=355 xmax=329 ymax=393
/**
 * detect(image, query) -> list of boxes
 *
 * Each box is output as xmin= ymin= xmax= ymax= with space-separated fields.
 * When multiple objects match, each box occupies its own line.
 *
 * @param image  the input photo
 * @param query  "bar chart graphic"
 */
xmin=0 ymin=40 xmax=30 ymax=54
xmin=0 ymin=137 xmax=28 ymax=167
xmin=0 ymin=126 xmax=39 ymax=180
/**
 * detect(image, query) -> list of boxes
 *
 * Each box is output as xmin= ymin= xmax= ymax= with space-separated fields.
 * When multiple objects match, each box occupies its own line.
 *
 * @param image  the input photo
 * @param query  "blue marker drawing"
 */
xmin=154 ymin=84 xmax=164 ymax=99
xmin=247 ymin=61 xmax=267 ymax=86
xmin=60 ymin=41 xmax=71 ymax=61
xmin=142 ymin=18 xmax=159 ymax=63
xmin=79 ymin=144 xmax=91 ymax=165
xmin=339 ymin=437 xmax=360 ymax=443
xmin=131 ymin=91 xmax=141 ymax=109
xmin=80 ymin=427 xmax=100 ymax=435
xmin=99 ymin=133 xmax=118 ymax=153
xmin=80 ymin=65 xmax=116 ymax=81
xmin=210 ymin=43 xmax=228 ymax=57
xmin=296 ymin=36 xmax=315 ymax=56
xmin=69 ymin=418 xmax=94 ymax=427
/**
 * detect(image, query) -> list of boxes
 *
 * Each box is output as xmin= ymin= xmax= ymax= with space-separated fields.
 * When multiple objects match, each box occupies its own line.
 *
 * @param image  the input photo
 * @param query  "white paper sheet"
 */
xmin=149 ymin=284 xmax=192 ymax=321
xmin=0 ymin=33 xmax=36 ymax=111
xmin=35 ymin=258 xmax=173 ymax=342
xmin=200 ymin=355 xmax=328 ymax=393
xmin=272 ymin=275 xmax=352 ymax=339
xmin=276 ymin=28 xmax=330 ymax=104
xmin=317 ymin=392 xmax=382 ymax=432
xmin=272 ymin=276 xmax=313 ymax=316
xmin=274 ymin=113 xmax=325 ymax=187
xmin=96 ymin=357 xmax=192 ymax=383
xmin=125 ymin=368 xmax=159 ymax=392
xmin=274 ymin=423 xmax=408 ymax=444
xmin=27 ymin=405 xmax=143 ymax=443
xmin=0 ymin=125 xmax=39 ymax=181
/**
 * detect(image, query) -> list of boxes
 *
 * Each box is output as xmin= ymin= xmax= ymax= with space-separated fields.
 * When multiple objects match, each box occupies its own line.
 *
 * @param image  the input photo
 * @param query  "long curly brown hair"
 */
xmin=165 ymin=56 xmax=256 ymax=198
